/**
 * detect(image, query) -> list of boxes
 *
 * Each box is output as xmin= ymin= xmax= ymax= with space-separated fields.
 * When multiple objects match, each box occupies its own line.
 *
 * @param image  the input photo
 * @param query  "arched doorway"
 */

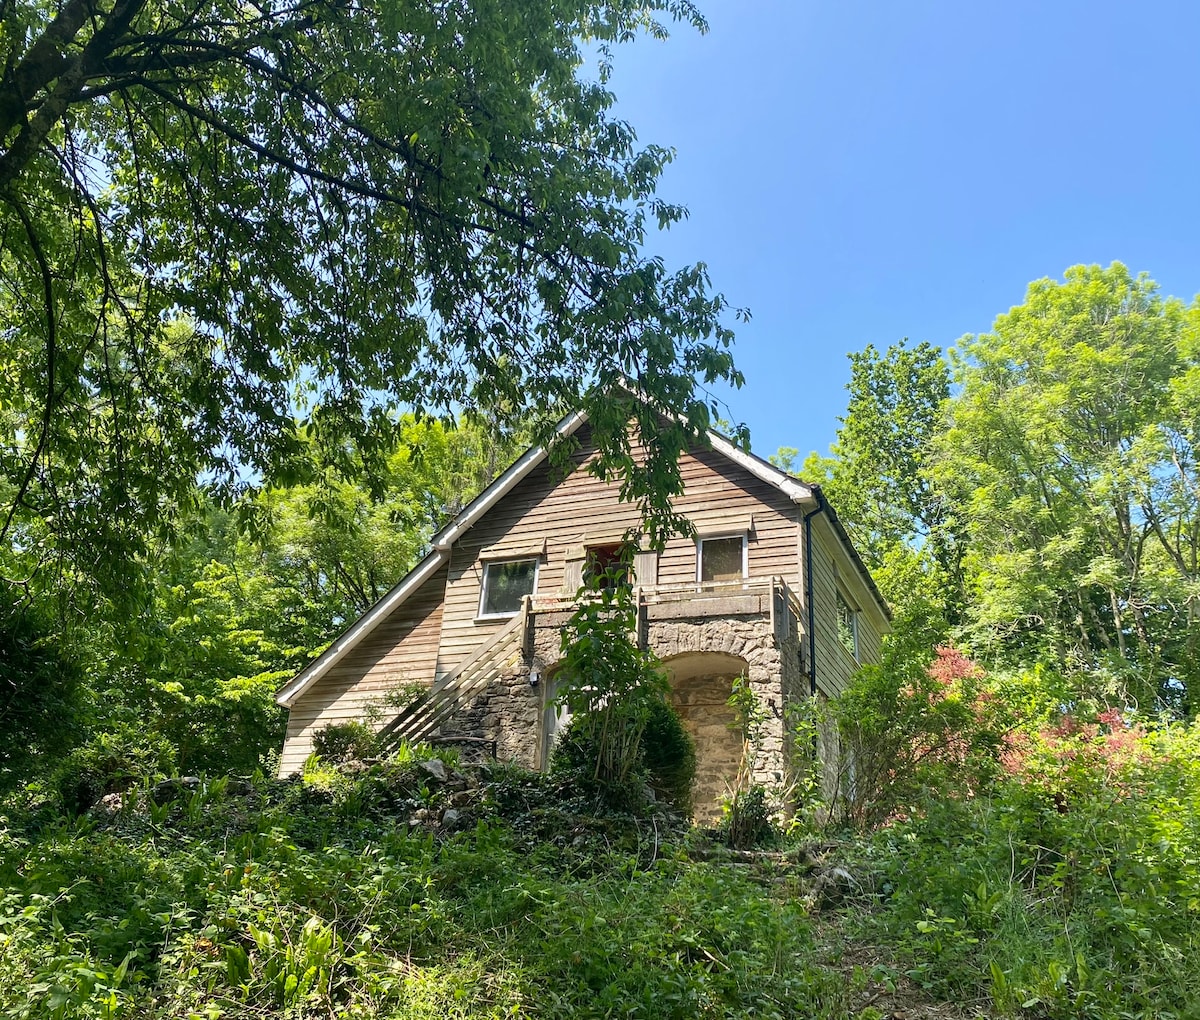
xmin=661 ymin=652 xmax=748 ymax=823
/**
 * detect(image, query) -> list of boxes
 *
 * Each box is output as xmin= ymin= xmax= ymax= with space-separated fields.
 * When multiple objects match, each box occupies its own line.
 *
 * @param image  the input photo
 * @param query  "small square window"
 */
xmin=698 ymin=535 xmax=745 ymax=584
xmin=479 ymin=559 xmax=538 ymax=617
xmin=836 ymin=588 xmax=858 ymax=659
xmin=584 ymin=543 xmax=632 ymax=590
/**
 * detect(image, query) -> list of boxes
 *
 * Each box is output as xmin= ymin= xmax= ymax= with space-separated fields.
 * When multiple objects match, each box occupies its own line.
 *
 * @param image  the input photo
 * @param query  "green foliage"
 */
xmin=640 ymin=695 xmax=698 ymax=816
xmin=720 ymin=674 xmax=778 ymax=848
xmin=0 ymin=764 xmax=852 ymax=1020
xmin=553 ymin=582 xmax=670 ymax=793
xmin=311 ymin=720 xmax=381 ymax=765
xmin=936 ymin=263 xmax=1200 ymax=710
xmin=0 ymin=598 xmax=84 ymax=794
xmin=552 ymin=694 xmax=696 ymax=815
xmin=832 ymin=602 xmax=1005 ymax=828
xmin=48 ymin=724 xmax=178 ymax=816
xmin=0 ymin=0 xmax=744 ymax=614
xmin=799 ymin=263 xmax=1200 ymax=715
xmin=848 ymin=718 xmax=1200 ymax=1017
xmin=801 ymin=340 xmax=960 ymax=625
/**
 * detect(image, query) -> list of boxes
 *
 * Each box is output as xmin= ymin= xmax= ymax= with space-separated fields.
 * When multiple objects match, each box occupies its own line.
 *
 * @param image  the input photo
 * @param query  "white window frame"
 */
xmin=477 ymin=557 xmax=540 ymax=620
xmin=835 ymin=586 xmax=859 ymax=661
xmin=695 ymin=532 xmax=749 ymax=585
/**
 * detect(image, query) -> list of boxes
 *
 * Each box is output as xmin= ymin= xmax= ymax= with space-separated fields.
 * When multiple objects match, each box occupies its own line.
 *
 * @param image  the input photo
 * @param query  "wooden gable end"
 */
xmin=434 ymin=428 xmax=802 ymax=678
xmin=280 ymin=561 xmax=448 ymax=775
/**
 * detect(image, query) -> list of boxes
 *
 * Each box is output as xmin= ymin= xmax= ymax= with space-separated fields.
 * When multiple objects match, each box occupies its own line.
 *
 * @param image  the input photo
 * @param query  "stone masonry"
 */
xmin=434 ymin=600 xmax=808 ymax=818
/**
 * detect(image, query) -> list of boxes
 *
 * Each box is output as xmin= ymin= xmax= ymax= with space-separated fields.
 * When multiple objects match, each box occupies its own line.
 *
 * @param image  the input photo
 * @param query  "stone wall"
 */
xmin=436 ymin=665 xmax=544 ymax=769
xmin=647 ymin=615 xmax=790 ymax=795
xmin=432 ymin=605 xmax=812 ymax=817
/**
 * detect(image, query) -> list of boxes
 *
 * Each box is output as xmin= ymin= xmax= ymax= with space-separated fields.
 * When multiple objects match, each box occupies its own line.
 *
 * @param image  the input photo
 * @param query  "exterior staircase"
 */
xmin=375 ymin=601 xmax=530 ymax=753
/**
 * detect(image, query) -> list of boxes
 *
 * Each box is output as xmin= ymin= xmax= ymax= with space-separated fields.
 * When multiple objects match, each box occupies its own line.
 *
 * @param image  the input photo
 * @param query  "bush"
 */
xmin=551 ymin=583 xmax=676 ymax=797
xmin=640 ymin=696 xmax=696 ymax=815
xmin=832 ymin=607 xmax=1006 ymax=827
xmin=721 ymin=784 xmax=776 ymax=849
xmin=311 ymin=719 xmax=379 ymax=763
xmin=49 ymin=723 xmax=179 ymax=814
xmin=849 ymin=716 xmax=1200 ymax=1016
xmin=551 ymin=695 xmax=695 ymax=815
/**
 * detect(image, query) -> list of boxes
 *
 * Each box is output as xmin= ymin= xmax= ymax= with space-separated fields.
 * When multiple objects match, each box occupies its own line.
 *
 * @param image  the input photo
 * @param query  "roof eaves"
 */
xmin=704 ymin=430 xmax=814 ymax=504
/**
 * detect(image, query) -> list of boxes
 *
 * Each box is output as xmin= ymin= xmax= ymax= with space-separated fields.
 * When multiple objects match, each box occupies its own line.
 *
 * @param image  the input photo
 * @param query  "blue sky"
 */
xmin=602 ymin=0 xmax=1200 ymax=460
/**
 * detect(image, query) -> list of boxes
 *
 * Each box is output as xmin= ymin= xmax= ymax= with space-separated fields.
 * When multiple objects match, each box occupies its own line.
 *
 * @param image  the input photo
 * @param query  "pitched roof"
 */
xmin=276 ymin=411 xmax=886 ymax=708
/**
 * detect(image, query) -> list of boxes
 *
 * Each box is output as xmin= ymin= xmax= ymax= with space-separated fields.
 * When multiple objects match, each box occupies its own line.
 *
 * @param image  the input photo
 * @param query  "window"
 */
xmin=584 ymin=543 xmax=631 ymax=590
xmin=479 ymin=559 xmax=538 ymax=618
xmin=697 ymin=535 xmax=746 ymax=584
xmin=836 ymin=588 xmax=858 ymax=659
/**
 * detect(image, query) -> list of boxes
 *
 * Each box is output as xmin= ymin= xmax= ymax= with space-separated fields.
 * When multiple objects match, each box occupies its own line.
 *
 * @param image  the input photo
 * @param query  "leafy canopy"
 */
xmin=0 ymin=0 xmax=744 ymax=608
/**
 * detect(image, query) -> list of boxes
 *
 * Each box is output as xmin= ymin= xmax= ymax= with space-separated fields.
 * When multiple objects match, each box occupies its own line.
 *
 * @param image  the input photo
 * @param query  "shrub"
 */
xmin=311 ymin=719 xmax=379 ymax=763
xmin=50 ymin=723 xmax=178 ymax=814
xmin=550 ymin=695 xmax=696 ymax=815
xmin=832 ymin=604 xmax=1006 ymax=827
xmin=849 ymin=717 xmax=1200 ymax=1016
xmin=640 ymin=696 xmax=696 ymax=815
xmin=721 ymin=783 xmax=775 ymax=849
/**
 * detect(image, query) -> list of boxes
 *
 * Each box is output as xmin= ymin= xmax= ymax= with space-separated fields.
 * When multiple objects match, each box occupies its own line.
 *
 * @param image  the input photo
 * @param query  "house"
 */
xmin=274 ymin=412 xmax=890 ymax=816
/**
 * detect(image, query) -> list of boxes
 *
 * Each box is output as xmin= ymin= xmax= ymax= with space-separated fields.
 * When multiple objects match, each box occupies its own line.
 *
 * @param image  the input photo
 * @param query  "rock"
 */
xmin=89 ymin=792 xmax=124 ymax=819
xmin=441 ymin=808 xmax=461 ymax=828
xmin=419 ymin=758 xmax=447 ymax=783
xmin=152 ymin=776 xmax=201 ymax=805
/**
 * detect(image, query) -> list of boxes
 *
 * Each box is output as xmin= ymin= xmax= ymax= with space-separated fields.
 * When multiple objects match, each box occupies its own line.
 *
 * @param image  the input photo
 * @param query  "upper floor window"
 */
xmin=697 ymin=535 xmax=746 ymax=584
xmin=584 ymin=542 xmax=632 ymax=590
xmin=479 ymin=559 xmax=538 ymax=618
xmin=836 ymin=588 xmax=859 ymax=659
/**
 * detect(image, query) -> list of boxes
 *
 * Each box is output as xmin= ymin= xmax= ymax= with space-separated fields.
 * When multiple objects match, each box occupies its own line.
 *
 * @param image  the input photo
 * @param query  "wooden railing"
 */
xmin=376 ymin=600 xmax=530 ymax=753
xmin=529 ymin=575 xmax=796 ymax=613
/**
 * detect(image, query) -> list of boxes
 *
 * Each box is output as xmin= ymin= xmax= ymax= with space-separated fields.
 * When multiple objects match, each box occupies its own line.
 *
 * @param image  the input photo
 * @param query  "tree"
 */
xmin=798 ymin=340 xmax=960 ymax=619
xmin=935 ymin=263 xmax=1200 ymax=713
xmin=59 ymin=412 xmax=523 ymax=773
xmin=0 ymin=0 xmax=744 ymax=613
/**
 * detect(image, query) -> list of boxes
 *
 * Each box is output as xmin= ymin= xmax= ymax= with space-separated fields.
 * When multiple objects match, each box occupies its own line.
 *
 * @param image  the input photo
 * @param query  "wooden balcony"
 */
xmin=530 ymin=575 xmax=804 ymax=644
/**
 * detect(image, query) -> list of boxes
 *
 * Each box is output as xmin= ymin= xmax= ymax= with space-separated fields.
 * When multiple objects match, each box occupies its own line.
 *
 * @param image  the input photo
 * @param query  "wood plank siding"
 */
xmin=434 ymin=428 xmax=802 ymax=677
xmin=278 ymin=421 xmax=889 ymax=776
xmin=279 ymin=562 xmax=448 ymax=774
xmin=807 ymin=514 xmax=885 ymax=698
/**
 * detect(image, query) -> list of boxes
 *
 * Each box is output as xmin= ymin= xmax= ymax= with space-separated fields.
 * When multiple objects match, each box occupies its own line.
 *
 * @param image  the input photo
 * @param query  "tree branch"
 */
xmin=0 ymin=196 xmax=57 ymax=545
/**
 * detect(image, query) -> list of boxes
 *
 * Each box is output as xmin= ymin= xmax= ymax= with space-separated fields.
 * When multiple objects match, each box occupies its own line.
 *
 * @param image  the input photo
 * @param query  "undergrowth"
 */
xmin=0 ymin=761 xmax=848 ymax=1019
xmin=843 ymin=720 xmax=1200 ymax=1019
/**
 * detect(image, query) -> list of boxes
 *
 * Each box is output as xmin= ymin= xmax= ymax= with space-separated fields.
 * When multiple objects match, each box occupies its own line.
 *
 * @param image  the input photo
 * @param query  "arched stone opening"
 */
xmin=538 ymin=661 xmax=569 ymax=770
xmin=661 ymin=651 xmax=748 ymax=822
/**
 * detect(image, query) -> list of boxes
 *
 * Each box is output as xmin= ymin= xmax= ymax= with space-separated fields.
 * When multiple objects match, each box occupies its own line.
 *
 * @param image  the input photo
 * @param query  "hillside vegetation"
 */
xmin=4 ymin=259 xmax=1200 ymax=1018
xmin=3 ymin=715 xmax=1199 ymax=1019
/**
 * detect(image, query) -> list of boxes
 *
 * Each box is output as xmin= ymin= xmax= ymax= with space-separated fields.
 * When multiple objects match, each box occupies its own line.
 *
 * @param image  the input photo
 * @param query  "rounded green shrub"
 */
xmin=311 ymin=720 xmax=379 ymax=763
xmin=640 ymin=696 xmax=696 ymax=816
xmin=550 ymin=696 xmax=696 ymax=816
